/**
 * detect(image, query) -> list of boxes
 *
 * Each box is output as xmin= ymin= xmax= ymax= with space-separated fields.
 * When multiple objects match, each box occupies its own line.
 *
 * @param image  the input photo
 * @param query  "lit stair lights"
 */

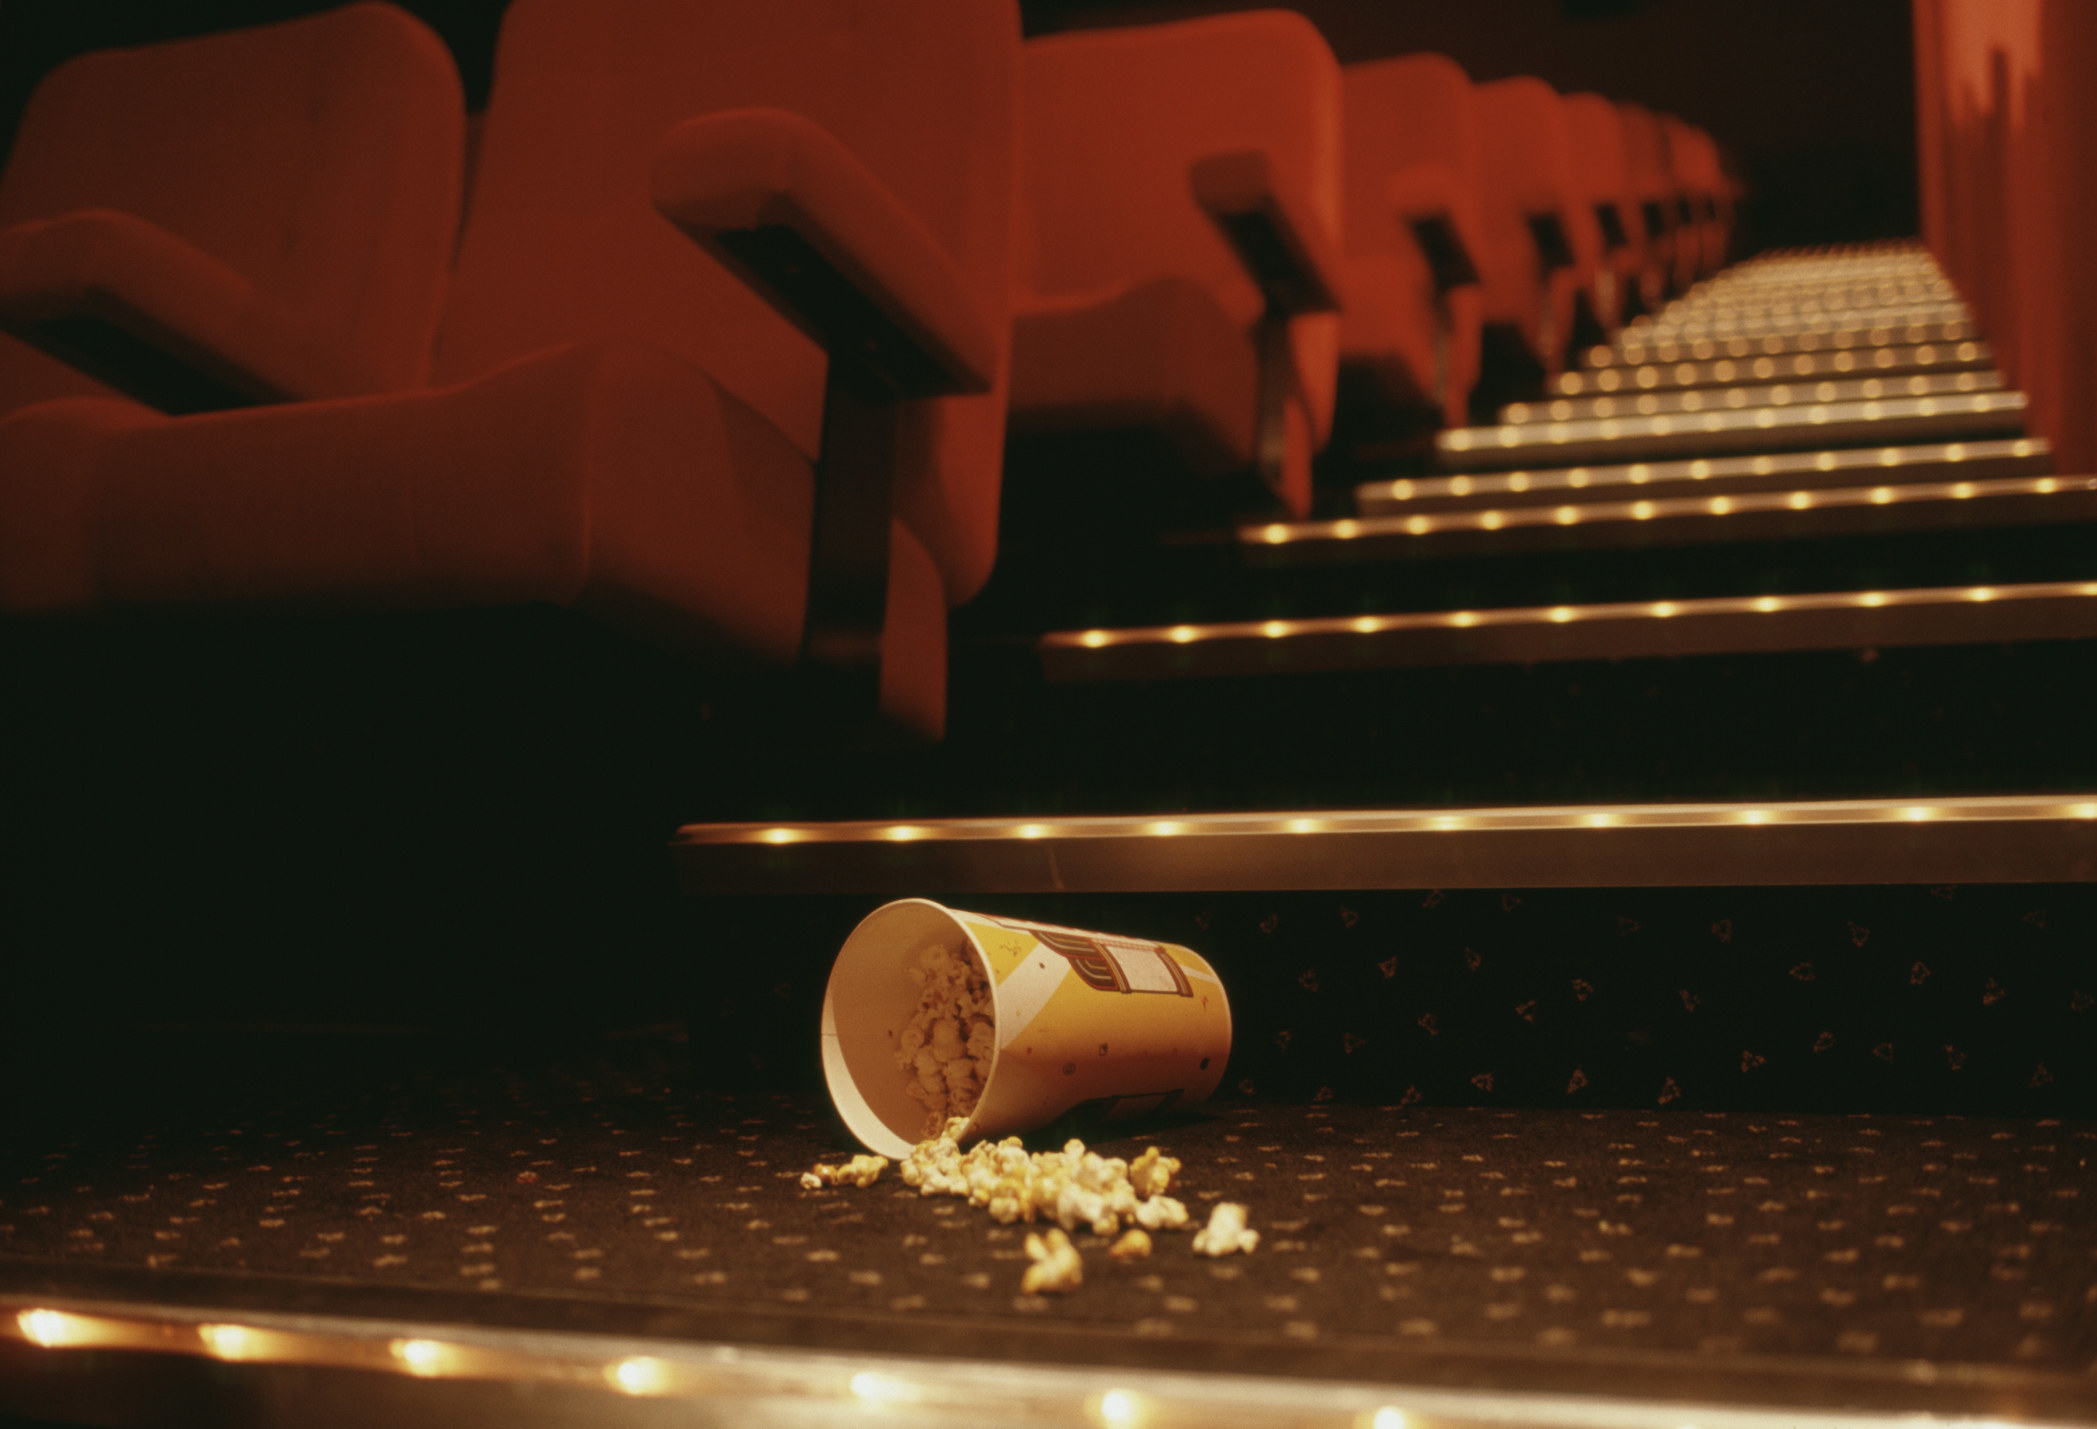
xmin=10 ymin=1289 xmax=2083 ymax=1428
xmin=1551 ymin=341 xmax=1990 ymax=396
xmin=1436 ymin=390 xmax=2024 ymax=471
xmin=1038 ymin=580 xmax=2097 ymax=683
xmin=670 ymin=795 xmax=2097 ymax=893
xmin=1594 ymin=317 xmax=1974 ymax=367
xmin=1356 ymin=438 xmax=2047 ymax=515
xmin=1629 ymin=301 xmax=1971 ymax=344
xmin=1500 ymin=368 xmax=2000 ymax=426
xmin=1248 ymin=469 xmax=2091 ymax=561
xmin=1645 ymin=279 xmax=1951 ymax=311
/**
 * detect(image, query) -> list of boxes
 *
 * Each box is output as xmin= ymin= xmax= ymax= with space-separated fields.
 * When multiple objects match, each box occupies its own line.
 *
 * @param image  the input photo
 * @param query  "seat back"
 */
xmin=1475 ymin=77 xmax=1594 ymax=363
xmin=1341 ymin=53 xmax=1481 ymax=260
xmin=1340 ymin=53 xmax=1484 ymax=424
xmin=0 ymin=3 xmax=465 ymax=408
xmin=1563 ymin=93 xmax=1641 ymax=277
xmin=1616 ymin=102 xmax=1676 ymax=302
xmin=1015 ymin=10 xmax=1343 ymax=454
xmin=432 ymin=0 xmax=1019 ymax=605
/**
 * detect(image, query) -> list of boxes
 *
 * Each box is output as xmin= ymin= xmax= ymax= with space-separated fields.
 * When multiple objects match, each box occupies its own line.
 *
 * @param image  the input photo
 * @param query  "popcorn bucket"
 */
xmin=821 ymin=899 xmax=1232 ymax=1158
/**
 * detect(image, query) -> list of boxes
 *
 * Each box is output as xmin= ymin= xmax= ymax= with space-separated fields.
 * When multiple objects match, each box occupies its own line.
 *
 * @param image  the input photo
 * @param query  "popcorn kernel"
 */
xmin=801 ymin=1154 xmax=889 ymax=1190
xmin=894 ymin=947 xmax=993 ymax=1138
xmin=1193 ymin=1202 xmax=1260 ymax=1257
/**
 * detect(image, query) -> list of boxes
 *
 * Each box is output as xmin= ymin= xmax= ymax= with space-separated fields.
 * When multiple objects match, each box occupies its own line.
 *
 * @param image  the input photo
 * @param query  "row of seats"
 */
xmin=0 ymin=1 xmax=1733 ymax=738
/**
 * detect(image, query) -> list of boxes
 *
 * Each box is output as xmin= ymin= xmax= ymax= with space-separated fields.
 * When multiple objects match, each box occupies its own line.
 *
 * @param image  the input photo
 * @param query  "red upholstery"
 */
xmin=0 ymin=4 xmax=464 ymax=412
xmin=1341 ymin=53 xmax=1486 ymax=428
xmin=1013 ymin=10 xmax=1343 ymax=518
xmin=1616 ymin=102 xmax=1677 ymax=308
xmin=0 ymin=0 xmax=1021 ymax=742
xmin=1656 ymin=115 xmax=1702 ymax=289
xmin=1010 ymin=278 xmax=1255 ymax=476
xmin=1661 ymin=117 xmax=1722 ymax=280
xmin=1916 ymin=0 xmax=2097 ymax=470
xmin=0 ymin=345 xmax=811 ymax=648
xmin=434 ymin=0 xmax=1015 ymax=611
xmin=1474 ymin=77 xmax=1595 ymax=375
xmin=650 ymin=109 xmax=998 ymax=397
xmin=1563 ymin=92 xmax=1642 ymax=327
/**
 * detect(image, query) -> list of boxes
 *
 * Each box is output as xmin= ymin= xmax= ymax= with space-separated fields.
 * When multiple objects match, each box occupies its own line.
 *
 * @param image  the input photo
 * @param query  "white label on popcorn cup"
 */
xmin=821 ymin=899 xmax=1233 ymax=1158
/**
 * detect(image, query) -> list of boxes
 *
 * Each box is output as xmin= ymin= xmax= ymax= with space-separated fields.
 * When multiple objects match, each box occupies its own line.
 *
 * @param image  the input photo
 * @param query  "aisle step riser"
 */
xmin=1356 ymin=438 xmax=2047 ymax=515
xmin=1038 ymin=581 xmax=2097 ymax=683
xmin=1628 ymin=306 xmax=1971 ymax=343
xmin=1259 ymin=473 xmax=2094 ymax=563
xmin=1500 ymin=369 xmax=1999 ymax=426
xmin=1437 ymin=391 xmax=2023 ymax=471
xmin=1595 ymin=318 xmax=1974 ymax=366
xmin=671 ymin=796 xmax=2097 ymax=893
xmin=1553 ymin=341 xmax=1991 ymax=396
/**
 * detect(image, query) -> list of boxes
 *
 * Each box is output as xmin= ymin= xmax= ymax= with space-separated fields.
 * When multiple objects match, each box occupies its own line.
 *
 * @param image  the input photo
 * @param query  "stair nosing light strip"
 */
xmin=670 ymin=794 xmax=2097 ymax=892
xmin=1038 ymin=579 xmax=2097 ymax=682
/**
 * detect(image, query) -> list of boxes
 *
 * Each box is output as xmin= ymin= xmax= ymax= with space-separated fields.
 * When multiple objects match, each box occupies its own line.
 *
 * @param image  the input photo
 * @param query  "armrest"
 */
xmin=1189 ymin=150 xmax=1342 ymax=317
xmin=0 ymin=208 xmax=356 ymax=413
xmin=651 ymin=107 xmax=995 ymax=400
xmin=1384 ymin=164 xmax=1486 ymax=294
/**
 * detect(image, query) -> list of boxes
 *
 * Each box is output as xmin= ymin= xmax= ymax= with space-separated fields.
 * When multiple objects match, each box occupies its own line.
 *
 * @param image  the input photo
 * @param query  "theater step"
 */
xmin=1356 ymin=436 xmax=2046 ymax=516
xmin=1036 ymin=578 xmax=2097 ymax=683
xmin=670 ymin=794 xmax=2097 ymax=894
xmin=1499 ymin=367 xmax=1999 ymax=426
xmin=1549 ymin=339 xmax=1991 ymax=396
xmin=1594 ymin=316 xmax=1975 ymax=367
xmin=1436 ymin=388 xmax=2024 ymax=470
xmin=1275 ymin=465 xmax=2090 ymax=563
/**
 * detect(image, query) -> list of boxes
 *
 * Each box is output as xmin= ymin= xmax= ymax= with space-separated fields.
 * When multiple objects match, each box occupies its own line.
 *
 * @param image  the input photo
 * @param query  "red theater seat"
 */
xmin=0 ymin=0 xmax=1020 ymax=741
xmin=1616 ymin=102 xmax=1678 ymax=310
xmin=1474 ymin=77 xmax=1598 ymax=379
xmin=1663 ymin=117 xmax=1726 ymax=279
xmin=1340 ymin=53 xmax=1486 ymax=430
xmin=1010 ymin=11 xmax=1344 ymax=519
xmin=0 ymin=4 xmax=465 ymax=416
xmin=1563 ymin=92 xmax=1644 ymax=326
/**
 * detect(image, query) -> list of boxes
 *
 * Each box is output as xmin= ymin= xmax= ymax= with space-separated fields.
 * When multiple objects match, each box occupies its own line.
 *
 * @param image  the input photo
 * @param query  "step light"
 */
xmin=1253 ymin=469 xmax=2089 ymax=562
xmin=1359 ymin=439 xmax=2044 ymax=516
xmin=1036 ymin=579 xmax=2097 ymax=683
xmin=1591 ymin=318 xmax=1973 ymax=367
xmin=671 ymin=795 xmax=2097 ymax=892
xmin=1503 ymin=369 xmax=1998 ymax=426
xmin=1438 ymin=391 xmax=2024 ymax=470
xmin=1552 ymin=342 xmax=1988 ymax=396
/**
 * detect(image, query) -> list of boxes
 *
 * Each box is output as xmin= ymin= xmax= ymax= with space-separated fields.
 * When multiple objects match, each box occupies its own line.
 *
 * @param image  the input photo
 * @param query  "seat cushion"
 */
xmin=0 ymin=341 xmax=814 ymax=664
xmin=1009 ymin=277 xmax=1257 ymax=478
xmin=1339 ymin=251 xmax=1439 ymax=410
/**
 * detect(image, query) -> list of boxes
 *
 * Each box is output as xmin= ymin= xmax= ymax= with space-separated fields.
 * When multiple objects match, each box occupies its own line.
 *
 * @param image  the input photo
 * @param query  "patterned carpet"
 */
xmin=3 ymin=1052 xmax=2089 ymax=1380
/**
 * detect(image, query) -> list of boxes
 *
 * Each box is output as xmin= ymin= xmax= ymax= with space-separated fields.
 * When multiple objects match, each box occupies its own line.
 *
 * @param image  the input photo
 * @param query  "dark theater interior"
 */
xmin=0 ymin=1 xmax=2092 ymax=1425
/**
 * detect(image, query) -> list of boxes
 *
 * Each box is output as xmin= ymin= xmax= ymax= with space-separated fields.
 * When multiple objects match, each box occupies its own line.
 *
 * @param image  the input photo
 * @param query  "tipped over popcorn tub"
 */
xmin=820 ymin=900 xmax=1233 ymax=1158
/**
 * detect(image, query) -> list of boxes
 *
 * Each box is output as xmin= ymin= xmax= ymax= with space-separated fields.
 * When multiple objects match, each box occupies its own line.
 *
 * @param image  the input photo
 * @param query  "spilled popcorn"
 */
xmin=899 ymin=1118 xmax=1190 ymax=1238
xmin=801 ymin=1117 xmax=1236 ymax=1295
xmin=798 ymin=1154 xmax=888 ymax=1190
xmin=1022 ymin=1227 xmax=1083 ymax=1294
xmin=1191 ymin=1201 xmax=1260 ymax=1257
xmin=895 ymin=945 xmax=995 ymax=1137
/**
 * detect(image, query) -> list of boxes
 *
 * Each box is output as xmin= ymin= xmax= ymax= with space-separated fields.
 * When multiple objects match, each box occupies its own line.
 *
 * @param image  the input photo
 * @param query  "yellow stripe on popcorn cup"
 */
xmin=821 ymin=899 xmax=1233 ymax=1158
